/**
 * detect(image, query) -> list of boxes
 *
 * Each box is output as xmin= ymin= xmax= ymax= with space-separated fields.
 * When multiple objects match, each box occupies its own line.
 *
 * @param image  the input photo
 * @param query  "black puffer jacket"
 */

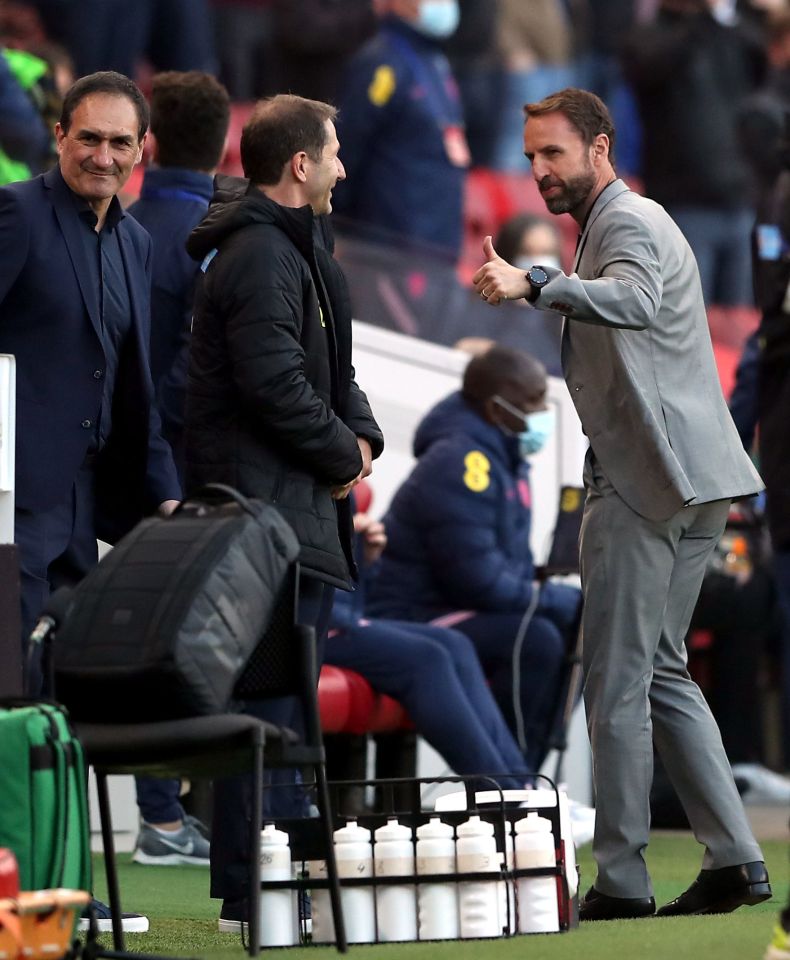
xmin=185 ymin=176 xmax=383 ymax=588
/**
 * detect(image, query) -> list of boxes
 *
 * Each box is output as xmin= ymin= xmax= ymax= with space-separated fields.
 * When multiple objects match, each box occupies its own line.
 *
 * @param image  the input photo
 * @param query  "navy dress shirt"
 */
xmin=71 ymin=191 xmax=132 ymax=449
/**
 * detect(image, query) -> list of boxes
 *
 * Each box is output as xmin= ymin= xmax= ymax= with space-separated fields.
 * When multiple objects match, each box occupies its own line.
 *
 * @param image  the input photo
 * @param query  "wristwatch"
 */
xmin=526 ymin=265 xmax=550 ymax=303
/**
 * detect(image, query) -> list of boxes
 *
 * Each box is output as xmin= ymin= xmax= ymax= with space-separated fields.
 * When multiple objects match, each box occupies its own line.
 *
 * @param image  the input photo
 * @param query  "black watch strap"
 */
xmin=526 ymin=265 xmax=550 ymax=303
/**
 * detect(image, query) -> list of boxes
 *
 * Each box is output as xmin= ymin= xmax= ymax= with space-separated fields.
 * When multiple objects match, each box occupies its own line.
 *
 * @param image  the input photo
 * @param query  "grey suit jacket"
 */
xmin=534 ymin=179 xmax=762 ymax=521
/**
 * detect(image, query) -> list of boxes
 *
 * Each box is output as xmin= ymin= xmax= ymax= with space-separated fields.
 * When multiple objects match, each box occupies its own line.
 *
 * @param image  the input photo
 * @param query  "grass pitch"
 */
xmin=90 ymin=833 xmax=789 ymax=959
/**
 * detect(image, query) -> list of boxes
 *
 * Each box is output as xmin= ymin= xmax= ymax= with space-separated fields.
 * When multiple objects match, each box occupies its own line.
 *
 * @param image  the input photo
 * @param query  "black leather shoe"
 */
xmin=580 ymin=886 xmax=656 ymax=921
xmin=656 ymin=861 xmax=772 ymax=916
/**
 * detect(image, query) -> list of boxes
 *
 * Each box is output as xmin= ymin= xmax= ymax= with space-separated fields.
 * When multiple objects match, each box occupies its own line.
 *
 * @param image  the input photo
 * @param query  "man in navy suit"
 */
xmin=0 ymin=71 xmax=181 ymax=682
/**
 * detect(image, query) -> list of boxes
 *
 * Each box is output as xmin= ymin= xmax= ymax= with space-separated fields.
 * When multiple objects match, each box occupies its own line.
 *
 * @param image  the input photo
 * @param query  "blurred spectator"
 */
xmin=211 ymin=0 xmax=276 ymax=100
xmin=128 ymin=71 xmax=230 ymax=482
xmin=127 ymin=70 xmax=230 ymax=866
xmin=146 ymin=0 xmax=216 ymax=74
xmin=26 ymin=40 xmax=74 ymax=96
xmin=622 ymin=0 xmax=766 ymax=305
xmin=493 ymin=211 xmax=564 ymax=271
xmin=492 ymin=0 xmax=575 ymax=171
xmin=333 ymin=0 xmax=469 ymax=262
xmin=578 ymin=0 xmax=644 ymax=177
xmin=442 ymin=0 xmax=502 ymax=167
xmin=0 ymin=1 xmax=48 ymax=49
xmin=367 ymin=346 xmax=580 ymax=769
xmin=327 ymin=505 xmax=532 ymax=789
xmin=31 ymin=0 xmax=148 ymax=77
xmin=30 ymin=0 xmax=215 ymax=81
xmin=737 ymin=7 xmax=790 ymax=208
xmin=335 ymin=225 xmax=565 ymax=375
xmin=685 ymin=503 xmax=778 ymax=769
xmin=478 ymin=212 xmax=564 ymax=368
xmin=730 ymin=156 xmax=790 ymax=770
xmin=271 ymin=0 xmax=377 ymax=104
xmin=454 ymin=335 xmax=496 ymax=355
xmin=0 ymin=47 xmax=53 ymax=184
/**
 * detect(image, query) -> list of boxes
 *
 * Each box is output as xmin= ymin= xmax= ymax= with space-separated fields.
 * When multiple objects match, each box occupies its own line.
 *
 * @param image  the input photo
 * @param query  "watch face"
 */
xmin=529 ymin=266 xmax=550 ymax=287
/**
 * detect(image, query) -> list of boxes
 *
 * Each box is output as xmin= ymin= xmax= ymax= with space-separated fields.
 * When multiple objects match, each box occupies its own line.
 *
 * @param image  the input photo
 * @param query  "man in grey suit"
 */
xmin=473 ymin=88 xmax=771 ymax=921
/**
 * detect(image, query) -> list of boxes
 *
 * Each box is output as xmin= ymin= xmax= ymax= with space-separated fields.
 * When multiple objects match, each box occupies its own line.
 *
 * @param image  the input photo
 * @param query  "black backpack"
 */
xmin=54 ymin=485 xmax=300 ymax=722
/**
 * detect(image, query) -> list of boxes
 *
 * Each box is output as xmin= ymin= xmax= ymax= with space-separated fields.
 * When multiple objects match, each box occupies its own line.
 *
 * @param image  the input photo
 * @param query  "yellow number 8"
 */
xmin=463 ymin=451 xmax=491 ymax=493
xmin=560 ymin=488 xmax=581 ymax=512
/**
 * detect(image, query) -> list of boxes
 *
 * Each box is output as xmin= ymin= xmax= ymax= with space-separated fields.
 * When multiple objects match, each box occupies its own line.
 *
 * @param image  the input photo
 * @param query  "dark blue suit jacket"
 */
xmin=0 ymin=165 xmax=181 ymax=543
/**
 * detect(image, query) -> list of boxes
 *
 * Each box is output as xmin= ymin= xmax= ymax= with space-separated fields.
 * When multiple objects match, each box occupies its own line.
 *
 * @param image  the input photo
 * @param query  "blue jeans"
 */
xmin=326 ymin=620 xmax=529 ymax=788
xmin=668 ymin=206 xmax=755 ymax=307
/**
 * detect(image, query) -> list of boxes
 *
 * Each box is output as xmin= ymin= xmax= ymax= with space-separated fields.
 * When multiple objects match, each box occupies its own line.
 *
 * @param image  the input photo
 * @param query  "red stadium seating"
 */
xmin=317 ymin=664 xmax=412 ymax=735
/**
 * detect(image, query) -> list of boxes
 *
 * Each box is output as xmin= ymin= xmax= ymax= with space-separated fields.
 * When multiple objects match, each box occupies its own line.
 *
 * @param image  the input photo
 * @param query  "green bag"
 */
xmin=0 ymin=703 xmax=91 ymax=892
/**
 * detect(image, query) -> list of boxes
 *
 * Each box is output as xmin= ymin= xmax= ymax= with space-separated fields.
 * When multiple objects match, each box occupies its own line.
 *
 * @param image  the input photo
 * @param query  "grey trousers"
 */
xmin=580 ymin=457 xmax=762 ymax=897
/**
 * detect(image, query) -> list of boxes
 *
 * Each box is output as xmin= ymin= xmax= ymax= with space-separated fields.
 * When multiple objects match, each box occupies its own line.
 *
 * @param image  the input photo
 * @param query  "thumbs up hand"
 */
xmin=482 ymin=235 xmax=498 ymax=262
xmin=472 ymin=235 xmax=532 ymax=306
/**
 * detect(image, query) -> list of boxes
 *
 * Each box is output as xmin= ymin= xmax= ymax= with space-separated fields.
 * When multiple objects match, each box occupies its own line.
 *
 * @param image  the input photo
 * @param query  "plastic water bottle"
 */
xmin=415 ymin=816 xmax=458 ymax=940
xmin=334 ymin=819 xmax=376 ymax=943
xmin=456 ymin=815 xmax=501 ymax=939
xmin=373 ymin=817 xmax=417 ymax=942
xmin=258 ymin=823 xmax=296 ymax=947
xmin=308 ymin=859 xmax=335 ymax=944
xmin=514 ymin=813 xmax=560 ymax=933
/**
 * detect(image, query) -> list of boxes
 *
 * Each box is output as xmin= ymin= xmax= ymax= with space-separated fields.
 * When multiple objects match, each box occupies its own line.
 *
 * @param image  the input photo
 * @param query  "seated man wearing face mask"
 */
xmin=367 ymin=345 xmax=580 ymax=770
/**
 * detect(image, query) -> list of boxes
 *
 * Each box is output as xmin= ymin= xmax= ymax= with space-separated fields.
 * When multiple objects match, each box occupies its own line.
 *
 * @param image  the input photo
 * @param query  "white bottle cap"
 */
xmin=334 ymin=820 xmax=371 ymax=843
xmin=456 ymin=815 xmax=494 ymax=837
xmin=374 ymin=817 xmax=412 ymax=842
xmin=260 ymin=823 xmax=289 ymax=846
xmin=515 ymin=813 xmax=552 ymax=834
xmin=416 ymin=816 xmax=453 ymax=839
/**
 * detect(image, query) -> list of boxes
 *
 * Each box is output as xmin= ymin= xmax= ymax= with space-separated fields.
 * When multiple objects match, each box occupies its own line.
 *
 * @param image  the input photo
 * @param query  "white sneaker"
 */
xmin=567 ymin=799 xmax=595 ymax=847
xmin=78 ymin=898 xmax=150 ymax=933
xmin=732 ymin=763 xmax=790 ymax=805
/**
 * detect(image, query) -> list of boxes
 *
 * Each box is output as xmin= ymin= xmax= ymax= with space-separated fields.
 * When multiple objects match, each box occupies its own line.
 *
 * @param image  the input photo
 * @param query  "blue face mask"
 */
xmin=414 ymin=0 xmax=460 ymax=39
xmin=519 ymin=408 xmax=555 ymax=459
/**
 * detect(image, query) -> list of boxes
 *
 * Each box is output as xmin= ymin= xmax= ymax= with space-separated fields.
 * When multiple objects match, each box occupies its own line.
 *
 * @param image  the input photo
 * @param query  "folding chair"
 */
xmin=59 ymin=565 xmax=347 ymax=958
xmin=535 ymin=485 xmax=585 ymax=784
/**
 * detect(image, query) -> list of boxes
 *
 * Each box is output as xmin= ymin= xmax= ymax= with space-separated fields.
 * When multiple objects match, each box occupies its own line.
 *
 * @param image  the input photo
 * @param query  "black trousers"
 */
xmin=209 ymin=576 xmax=334 ymax=903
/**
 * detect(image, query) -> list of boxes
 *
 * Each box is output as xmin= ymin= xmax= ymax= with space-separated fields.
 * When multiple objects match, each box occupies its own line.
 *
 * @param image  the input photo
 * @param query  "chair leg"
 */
xmin=294 ymin=621 xmax=347 ymax=952
xmin=248 ymin=738 xmax=263 ymax=957
xmin=82 ymin=774 xmax=201 ymax=960
xmin=315 ymin=760 xmax=347 ymax=953
xmin=95 ymin=770 xmax=125 ymax=952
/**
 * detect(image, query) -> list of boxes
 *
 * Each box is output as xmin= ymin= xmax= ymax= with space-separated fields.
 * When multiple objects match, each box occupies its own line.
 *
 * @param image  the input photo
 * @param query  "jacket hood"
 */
xmin=186 ymin=173 xmax=323 ymax=262
xmin=414 ymin=391 xmax=521 ymax=467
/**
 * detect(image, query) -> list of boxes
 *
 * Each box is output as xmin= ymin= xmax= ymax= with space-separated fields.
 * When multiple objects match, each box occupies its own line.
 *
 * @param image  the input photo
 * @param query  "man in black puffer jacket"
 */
xmin=185 ymin=93 xmax=383 ymax=928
